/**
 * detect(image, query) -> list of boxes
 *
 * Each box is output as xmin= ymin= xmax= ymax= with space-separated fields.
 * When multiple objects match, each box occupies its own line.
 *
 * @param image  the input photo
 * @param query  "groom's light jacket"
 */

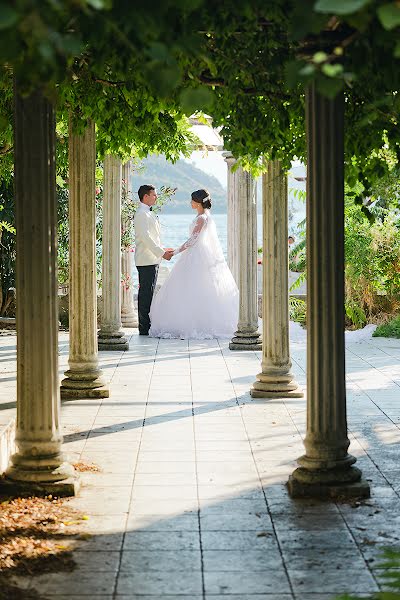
xmin=134 ymin=202 xmax=164 ymax=266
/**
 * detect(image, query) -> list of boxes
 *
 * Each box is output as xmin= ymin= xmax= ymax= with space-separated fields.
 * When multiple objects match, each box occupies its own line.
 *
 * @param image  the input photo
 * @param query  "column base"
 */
xmin=250 ymin=372 xmax=303 ymax=398
xmin=61 ymin=385 xmax=109 ymax=399
xmin=0 ymin=475 xmax=80 ymax=497
xmin=98 ymin=331 xmax=129 ymax=351
xmin=251 ymin=386 xmax=304 ymax=399
xmin=1 ymin=458 xmax=80 ymax=496
xmin=61 ymin=369 xmax=109 ymax=399
xmin=229 ymin=333 xmax=262 ymax=351
xmin=121 ymin=311 xmax=138 ymax=328
xmin=287 ymin=473 xmax=370 ymax=500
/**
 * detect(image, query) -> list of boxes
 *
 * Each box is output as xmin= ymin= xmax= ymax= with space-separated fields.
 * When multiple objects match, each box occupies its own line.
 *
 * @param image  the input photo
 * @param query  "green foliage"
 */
xmin=0 ymin=67 xmax=13 ymax=182
xmin=57 ymin=187 xmax=69 ymax=285
xmin=344 ymin=195 xmax=400 ymax=323
xmin=289 ymin=217 xmax=306 ymax=278
xmin=288 ymin=169 xmax=400 ymax=328
xmin=345 ymin=300 xmax=367 ymax=329
xmin=0 ymin=1 xmax=399 ymax=190
xmin=289 ymin=240 xmax=306 ymax=277
xmin=335 ymin=548 xmax=400 ymax=599
xmin=121 ymin=181 xmax=177 ymax=249
xmin=289 ymin=296 xmax=306 ymax=324
xmin=373 ymin=316 xmax=400 ymax=339
xmin=0 ymin=179 xmax=15 ymax=314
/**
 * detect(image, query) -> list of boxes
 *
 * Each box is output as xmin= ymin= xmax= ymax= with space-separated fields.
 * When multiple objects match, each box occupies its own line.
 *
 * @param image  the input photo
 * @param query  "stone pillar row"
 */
xmin=0 ymin=83 xmax=78 ymax=494
xmin=61 ymin=119 xmax=109 ymax=399
xmin=223 ymin=151 xmax=239 ymax=284
xmin=288 ymin=84 xmax=369 ymax=499
xmin=229 ymin=166 xmax=262 ymax=351
xmin=121 ymin=160 xmax=139 ymax=328
xmin=98 ymin=154 xmax=129 ymax=350
xmin=251 ymin=160 xmax=302 ymax=398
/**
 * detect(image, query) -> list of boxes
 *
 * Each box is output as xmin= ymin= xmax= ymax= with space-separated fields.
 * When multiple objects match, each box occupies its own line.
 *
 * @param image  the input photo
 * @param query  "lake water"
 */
xmin=158 ymin=213 xmax=263 ymax=258
xmin=131 ymin=213 xmax=245 ymax=284
xmin=130 ymin=211 xmax=304 ymax=284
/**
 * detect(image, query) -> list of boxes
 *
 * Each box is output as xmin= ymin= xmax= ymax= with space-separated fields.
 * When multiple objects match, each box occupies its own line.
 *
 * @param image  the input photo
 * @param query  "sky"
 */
xmin=183 ymin=152 xmax=306 ymax=233
xmin=184 ymin=152 xmax=306 ymax=199
xmin=183 ymin=150 xmax=227 ymax=188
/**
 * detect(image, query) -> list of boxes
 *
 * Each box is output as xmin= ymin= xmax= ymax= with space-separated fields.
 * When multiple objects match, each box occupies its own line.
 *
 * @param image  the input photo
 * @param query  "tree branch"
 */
xmin=0 ymin=144 xmax=12 ymax=155
xmin=197 ymin=73 xmax=290 ymax=98
xmin=93 ymin=77 xmax=126 ymax=87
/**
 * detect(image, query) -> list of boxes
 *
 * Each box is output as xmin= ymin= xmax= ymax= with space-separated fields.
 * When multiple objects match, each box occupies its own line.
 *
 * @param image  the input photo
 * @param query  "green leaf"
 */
xmin=284 ymin=60 xmax=304 ymax=88
xmin=148 ymin=42 xmax=169 ymax=61
xmin=377 ymin=3 xmax=400 ymax=30
xmin=321 ymin=63 xmax=344 ymax=77
xmin=315 ymin=74 xmax=344 ymax=98
xmin=0 ymin=220 xmax=15 ymax=234
xmin=0 ymin=3 xmax=18 ymax=30
xmin=333 ymin=46 xmax=344 ymax=56
xmin=299 ymin=64 xmax=316 ymax=77
xmin=58 ymin=35 xmax=83 ymax=57
xmin=179 ymin=88 xmax=213 ymax=114
xmin=314 ymin=0 xmax=371 ymax=14
xmin=313 ymin=51 xmax=328 ymax=64
xmin=85 ymin=0 xmax=112 ymax=9
xmin=56 ymin=175 xmax=66 ymax=188
xmin=394 ymin=41 xmax=400 ymax=58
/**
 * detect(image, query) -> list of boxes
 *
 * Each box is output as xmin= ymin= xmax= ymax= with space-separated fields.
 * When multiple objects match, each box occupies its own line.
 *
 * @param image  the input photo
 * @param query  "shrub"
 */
xmin=344 ymin=184 xmax=400 ymax=327
xmin=335 ymin=548 xmax=400 ymax=599
xmin=289 ymin=296 xmax=306 ymax=324
xmin=373 ymin=316 xmax=400 ymax=339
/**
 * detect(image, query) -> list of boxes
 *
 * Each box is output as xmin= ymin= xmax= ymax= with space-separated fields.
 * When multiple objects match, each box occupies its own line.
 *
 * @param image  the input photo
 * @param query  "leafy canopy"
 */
xmin=0 ymin=1 xmax=399 ymax=193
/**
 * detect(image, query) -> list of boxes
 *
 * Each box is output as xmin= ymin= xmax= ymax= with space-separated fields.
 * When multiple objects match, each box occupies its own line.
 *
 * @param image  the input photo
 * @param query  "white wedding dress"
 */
xmin=149 ymin=210 xmax=239 ymax=339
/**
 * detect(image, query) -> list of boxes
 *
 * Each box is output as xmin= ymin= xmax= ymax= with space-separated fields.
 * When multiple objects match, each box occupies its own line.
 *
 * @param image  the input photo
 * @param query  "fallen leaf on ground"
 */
xmin=72 ymin=461 xmax=100 ymax=472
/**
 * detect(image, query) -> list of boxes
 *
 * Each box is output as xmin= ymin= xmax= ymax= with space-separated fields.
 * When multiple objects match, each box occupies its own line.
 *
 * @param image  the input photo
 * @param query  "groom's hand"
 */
xmin=163 ymin=249 xmax=174 ymax=261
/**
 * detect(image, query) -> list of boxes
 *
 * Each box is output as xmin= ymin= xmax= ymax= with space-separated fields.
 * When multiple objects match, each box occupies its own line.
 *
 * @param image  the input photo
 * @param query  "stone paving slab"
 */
xmin=1 ymin=329 xmax=400 ymax=598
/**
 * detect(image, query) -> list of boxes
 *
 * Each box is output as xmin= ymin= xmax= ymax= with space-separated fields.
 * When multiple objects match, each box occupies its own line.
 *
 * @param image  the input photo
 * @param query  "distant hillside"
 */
xmin=133 ymin=155 xmax=227 ymax=214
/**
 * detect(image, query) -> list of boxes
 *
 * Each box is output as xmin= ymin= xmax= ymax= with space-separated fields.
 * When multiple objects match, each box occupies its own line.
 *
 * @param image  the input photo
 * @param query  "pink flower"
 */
xmin=257 ymin=259 xmax=262 ymax=264
xmin=96 ymin=187 xmax=101 ymax=196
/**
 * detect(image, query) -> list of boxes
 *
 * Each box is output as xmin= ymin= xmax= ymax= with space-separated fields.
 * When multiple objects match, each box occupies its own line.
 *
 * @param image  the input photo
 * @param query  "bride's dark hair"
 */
xmin=192 ymin=188 xmax=212 ymax=209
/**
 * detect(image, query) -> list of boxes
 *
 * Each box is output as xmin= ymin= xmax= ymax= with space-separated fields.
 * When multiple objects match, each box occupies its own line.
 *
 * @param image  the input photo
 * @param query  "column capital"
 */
xmin=222 ymin=151 xmax=237 ymax=167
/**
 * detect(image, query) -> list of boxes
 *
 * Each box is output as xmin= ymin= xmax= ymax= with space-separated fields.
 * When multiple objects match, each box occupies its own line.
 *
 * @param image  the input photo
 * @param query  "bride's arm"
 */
xmin=173 ymin=216 xmax=206 ymax=255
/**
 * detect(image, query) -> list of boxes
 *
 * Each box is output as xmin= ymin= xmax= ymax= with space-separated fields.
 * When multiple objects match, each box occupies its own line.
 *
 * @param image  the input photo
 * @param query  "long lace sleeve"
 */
xmin=173 ymin=215 xmax=206 ymax=255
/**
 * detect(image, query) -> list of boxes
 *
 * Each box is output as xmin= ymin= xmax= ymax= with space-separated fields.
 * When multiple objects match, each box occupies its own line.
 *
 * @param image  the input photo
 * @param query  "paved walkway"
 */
xmin=1 ymin=328 xmax=400 ymax=598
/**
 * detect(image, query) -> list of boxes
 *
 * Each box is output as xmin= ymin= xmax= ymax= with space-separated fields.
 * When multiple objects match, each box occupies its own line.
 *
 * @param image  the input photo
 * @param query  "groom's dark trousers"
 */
xmin=137 ymin=264 xmax=159 ymax=334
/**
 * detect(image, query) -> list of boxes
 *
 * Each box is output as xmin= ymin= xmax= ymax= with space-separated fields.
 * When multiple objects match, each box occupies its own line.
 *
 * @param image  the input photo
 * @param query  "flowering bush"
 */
xmin=121 ymin=273 xmax=132 ymax=291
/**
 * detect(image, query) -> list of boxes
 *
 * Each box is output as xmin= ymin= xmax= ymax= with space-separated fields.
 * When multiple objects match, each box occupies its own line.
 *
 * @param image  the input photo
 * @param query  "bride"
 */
xmin=149 ymin=189 xmax=239 ymax=339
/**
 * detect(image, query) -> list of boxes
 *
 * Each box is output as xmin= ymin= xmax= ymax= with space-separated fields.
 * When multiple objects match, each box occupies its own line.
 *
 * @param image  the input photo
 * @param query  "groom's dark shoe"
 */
xmin=139 ymin=330 xmax=149 ymax=336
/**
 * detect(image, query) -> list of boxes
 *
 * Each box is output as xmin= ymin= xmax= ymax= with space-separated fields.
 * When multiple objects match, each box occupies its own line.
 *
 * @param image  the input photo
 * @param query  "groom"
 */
xmin=134 ymin=184 xmax=174 ymax=335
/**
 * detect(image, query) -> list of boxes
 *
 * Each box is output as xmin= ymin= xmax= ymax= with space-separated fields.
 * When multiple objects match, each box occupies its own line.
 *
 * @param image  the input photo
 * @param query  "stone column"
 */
xmin=229 ymin=167 xmax=261 ymax=351
xmin=121 ymin=160 xmax=138 ymax=328
xmin=288 ymin=85 xmax=369 ymax=499
xmin=98 ymin=154 xmax=129 ymax=350
xmin=251 ymin=160 xmax=303 ymax=398
xmin=0 ymin=83 xmax=78 ymax=495
xmin=223 ymin=151 xmax=238 ymax=283
xmin=61 ymin=120 xmax=109 ymax=399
